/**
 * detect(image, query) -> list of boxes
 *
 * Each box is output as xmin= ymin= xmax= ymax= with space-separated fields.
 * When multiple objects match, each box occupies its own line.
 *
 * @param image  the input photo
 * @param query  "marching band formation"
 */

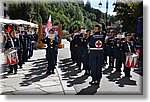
xmin=2 ymin=25 xmax=38 ymax=74
xmin=68 ymin=24 xmax=140 ymax=86
xmin=1 ymin=24 xmax=141 ymax=86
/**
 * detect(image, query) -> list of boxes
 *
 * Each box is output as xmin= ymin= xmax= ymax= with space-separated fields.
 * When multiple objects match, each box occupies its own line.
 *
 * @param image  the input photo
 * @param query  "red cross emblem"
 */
xmin=95 ymin=40 xmax=102 ymax=48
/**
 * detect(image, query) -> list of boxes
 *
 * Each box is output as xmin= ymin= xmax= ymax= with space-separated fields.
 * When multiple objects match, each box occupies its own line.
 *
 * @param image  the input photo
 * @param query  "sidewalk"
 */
xmin=0 ymin=49 xmax=65 ymax=95
xmin=0 ymin=39 xmax=143 ymax=95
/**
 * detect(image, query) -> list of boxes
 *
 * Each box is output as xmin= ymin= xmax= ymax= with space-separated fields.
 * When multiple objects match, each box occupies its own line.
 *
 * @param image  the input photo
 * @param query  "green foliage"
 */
xmin=7 ymin=1 xmax=105 ymax=31
xmin=70 ymin=21 xmax=85 ymax=31
xmin=115 ymin=1 xmax=143 ymax=33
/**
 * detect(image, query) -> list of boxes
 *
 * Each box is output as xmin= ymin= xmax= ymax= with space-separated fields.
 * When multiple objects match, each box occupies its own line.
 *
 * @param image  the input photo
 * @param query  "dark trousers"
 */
xmin=104 ymin=47 xmax=108 ymax=64
xmin=23 ymin=48 xmax=28 ymax=62
xmin=83 ymin=48 xmax=90 ymax=71
xmin=109 ymin=55 xmax=114 ymax=67
xmin=55 ymin=54 xmax=58 ymax=65
xmin=9 ymin=64 xmax=18 ymax=73
xmin=115 ymin=51 xmax=122 ymax=72
xmin=46 ymin=48 xmax=56 ymax=72
xmin=28 ymin=45 xmax=33 ymax=58
xmin=108 ymin=48 xmax=114 ymax=68
xmin=71 ymin=47 xmax=78 ymax=62
xmin=123 ymin=65 xmax=131 ymax=77
xmin=89 ymin=50 xmax=104 ymax=82
xmin=17 ymin=50 xmax=23 ymax=67
xmin=55 ymin=48 xmax=58 ymax=65
xmin=77 ymin=46 xmax=83 ymax=69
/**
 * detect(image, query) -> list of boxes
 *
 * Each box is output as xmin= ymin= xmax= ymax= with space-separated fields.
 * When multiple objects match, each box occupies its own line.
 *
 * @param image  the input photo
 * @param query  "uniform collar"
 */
xmin=94 ymin=32 xmax=101 ymax=35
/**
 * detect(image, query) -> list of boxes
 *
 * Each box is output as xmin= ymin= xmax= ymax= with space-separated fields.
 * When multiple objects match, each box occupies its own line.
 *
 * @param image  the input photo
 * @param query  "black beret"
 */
xmin=125 ymin=33 xmax=131 ymax=37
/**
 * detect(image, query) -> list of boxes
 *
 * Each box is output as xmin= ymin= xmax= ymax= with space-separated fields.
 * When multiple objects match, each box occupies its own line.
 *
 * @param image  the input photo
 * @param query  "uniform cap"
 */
xmin=125 ymin=33 xmax=131 ymax=37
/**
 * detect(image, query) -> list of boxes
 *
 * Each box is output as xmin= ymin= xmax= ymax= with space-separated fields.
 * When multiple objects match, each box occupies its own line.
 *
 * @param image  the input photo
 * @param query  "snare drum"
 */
xmin=4 ymin=49 xmax=18 ymax=65
xmin=125 ymin=53 xmax=139 ymax=68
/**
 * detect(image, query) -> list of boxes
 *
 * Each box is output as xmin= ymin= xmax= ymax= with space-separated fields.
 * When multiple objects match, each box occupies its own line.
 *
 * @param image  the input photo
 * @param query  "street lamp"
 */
xmin=98 ymin=0 xmax=109 ymax=28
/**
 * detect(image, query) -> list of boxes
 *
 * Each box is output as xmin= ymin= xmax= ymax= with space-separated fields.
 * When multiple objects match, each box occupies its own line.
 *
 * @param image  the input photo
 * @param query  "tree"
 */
xmin=6 ymin=1 xmax=106 ymax=31
xmin=114 ymin=1 xmax=143 ymax=33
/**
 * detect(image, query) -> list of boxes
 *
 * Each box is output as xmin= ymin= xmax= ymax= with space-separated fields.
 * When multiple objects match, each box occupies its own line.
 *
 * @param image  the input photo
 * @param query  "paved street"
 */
xmin=0 ymin=39 xmax=143 ymax=95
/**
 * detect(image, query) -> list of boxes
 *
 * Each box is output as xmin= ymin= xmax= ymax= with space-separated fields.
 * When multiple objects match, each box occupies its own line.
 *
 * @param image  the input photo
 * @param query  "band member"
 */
xmin=106 ymin=31 xmax=115 ymax=68
xmin=22 ymin=31 xmax=29 ymax=62
xmin=88 ymin=25 xmax=105 ymax=86
xmin=114 ymin=32 xmax=123 ymax=73
xmin=27 ymin=29 xmax=34 ymax=59
xmin=54 ymin=32 xmax=61 ymax=65
xmin=42 ymin=29 xmax=60 ymax=74
xmin=4 ymin=30 xmax=19 ymax=74
xmin=33 ymin=29 xmax=38 ymax=50
xmin=16 ymin=30 xmax=23 ymax=68
xmin=70 ymin=30 xmax=78 ymax=63
xmin=122 ymin=33 xmax=136 ymax=77
xmin=74 ymin=28 xmax=85 ymax=70
xmin=82 ymin=29 xmax=91 ymax=75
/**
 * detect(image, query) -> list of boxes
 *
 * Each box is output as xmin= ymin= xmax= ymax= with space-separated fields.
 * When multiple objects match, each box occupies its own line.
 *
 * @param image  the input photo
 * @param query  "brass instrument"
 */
xmin=50 ymin=36 xmax=53 ymax=45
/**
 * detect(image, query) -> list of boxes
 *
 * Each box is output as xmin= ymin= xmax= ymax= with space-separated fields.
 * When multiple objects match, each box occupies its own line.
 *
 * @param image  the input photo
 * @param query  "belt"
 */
xmin=48 ymin=47 xmax=54 ymax=48
xmin=90 ymin=48 xmax=103 ymax=50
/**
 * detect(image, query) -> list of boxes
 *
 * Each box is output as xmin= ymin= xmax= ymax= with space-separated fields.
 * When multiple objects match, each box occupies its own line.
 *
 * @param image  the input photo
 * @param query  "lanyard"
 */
xmin=127 ymin=42 xmax=131 ymax=52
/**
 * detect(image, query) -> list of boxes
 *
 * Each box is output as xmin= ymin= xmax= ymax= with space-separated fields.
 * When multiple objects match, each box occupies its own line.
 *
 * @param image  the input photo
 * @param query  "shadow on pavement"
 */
xmin=133 ymin=61 xmax=143 ymax=76
xmin=19 ymin=58 xmax=49 ymax=86
xmin=102 ymin=66 xmax=113 ymax=75
xmin=67 ymin=75 xmax=88 ymax=87
xmin=106 ymin=71 xmax=121 ymax=82
xmin=115 ymin=77 xmax=137 ymax=87
xmin=103 ymin=67 xmax=137 ymax=88
xmin=76 ymin=85 xmax=99 ymax=95
xmin=0 ymin=64 xmax=9 ymax=79
xmin=58 ymin=58 xmax=88 ymax=87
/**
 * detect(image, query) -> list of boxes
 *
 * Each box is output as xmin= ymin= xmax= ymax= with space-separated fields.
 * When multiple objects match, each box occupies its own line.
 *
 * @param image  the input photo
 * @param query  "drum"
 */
xmin=125 ymin=53 xmax=139 ymax=68
xmin=4 ymin=49 xmax=18 ymax=65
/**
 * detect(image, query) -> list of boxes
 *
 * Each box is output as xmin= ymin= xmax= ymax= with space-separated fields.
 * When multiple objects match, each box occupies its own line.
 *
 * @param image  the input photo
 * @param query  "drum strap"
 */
xmin=127 ymin=42 xmax=131 ymax=52
xmin=10 ymin=37 xmax=15 ymax=48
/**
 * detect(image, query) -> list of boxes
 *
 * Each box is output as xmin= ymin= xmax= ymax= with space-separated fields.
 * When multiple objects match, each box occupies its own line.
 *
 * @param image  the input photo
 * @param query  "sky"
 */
xmin=83 ymin=0 xmax=116 ymax=15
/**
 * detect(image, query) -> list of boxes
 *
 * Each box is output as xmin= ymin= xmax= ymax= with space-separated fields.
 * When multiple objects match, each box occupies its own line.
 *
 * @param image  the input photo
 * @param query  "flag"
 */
xmin=45 ymin=15 xmax=52 ymax=34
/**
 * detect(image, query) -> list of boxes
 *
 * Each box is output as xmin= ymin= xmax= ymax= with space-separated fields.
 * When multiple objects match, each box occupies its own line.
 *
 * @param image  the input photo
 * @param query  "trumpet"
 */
xmin=50 ymin=37 xmax=53 ymax=45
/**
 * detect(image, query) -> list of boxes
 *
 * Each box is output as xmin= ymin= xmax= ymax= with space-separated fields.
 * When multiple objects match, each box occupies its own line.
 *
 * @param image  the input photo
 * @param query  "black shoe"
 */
xmin=51 ymin=71 xmax=55 ymax=74
xmin=89 ymin=81 xmax=95 ymax=85
xmin=84 ymin=71 xmax=90 ymax=76
xmin=94 ymin=81 xmax=100 ymax=86
xmin=7 ymin=71 xmax=13 ymax=74
xmin=84 ymin=72 xmax=88 ymax=75
xmin=125 ymin=75 xmax=132 ymax=78
xmin=14 ymin=72 xmax=17 ymax=74
xmin=19 ymin=66 xmax=23 ymax=69
xmin=89 ymin=80 xmax=100 ymax=86
xmin=78 ymin=67 xmax=81 ymax=70
xmin=46 ymin=71 xmax=51 ymax=74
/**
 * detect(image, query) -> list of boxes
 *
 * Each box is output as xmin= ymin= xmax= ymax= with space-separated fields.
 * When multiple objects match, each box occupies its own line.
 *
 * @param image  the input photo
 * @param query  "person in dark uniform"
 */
xmin=16 ymin=30 xmax=24 ymax=68
xmin=33 ymin=30 xmax=38 ymax=50
xmin=114 ymin=32 xmax=123 ymax=73
xmin=122 ymin=33 xmax=136 ymax=77
xmin=82 ymin=29 xmax=91 ymax=75
xmin=22 ymin=31 xmax=29 ymax=62
xmin=69 ymin=30 xmax=75 ymax=63
xmin=104 ymin=33 xmax=109 ymax=65
xmin=42 ymin=29 xmax=60 ymax=74
xmin=27 ymin=30 xmax=34 ymax=59
xmin=74 ymin=28 xmax=84 ymax=70
xmin=106 ymin=31 xmax=115 ymax=68
xmin=4 ymin=30 xmax=19 ymax=74
xmin=88 ymin=25 xmax=106 ymax=85
xmin=54 ymin=33 xmax=61 ymax=65
xmin=70 ymin=30 xmax=78 ymax=63
xmin=100 ymin=23 xmax=107 ymax=65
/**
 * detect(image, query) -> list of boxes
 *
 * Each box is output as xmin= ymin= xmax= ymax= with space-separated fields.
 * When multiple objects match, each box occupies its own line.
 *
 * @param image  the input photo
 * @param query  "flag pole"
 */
xmin=37 ymin=23 xmax=45 ymax=48
xmin=58 ymin=21 xmax=64 ymax=48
